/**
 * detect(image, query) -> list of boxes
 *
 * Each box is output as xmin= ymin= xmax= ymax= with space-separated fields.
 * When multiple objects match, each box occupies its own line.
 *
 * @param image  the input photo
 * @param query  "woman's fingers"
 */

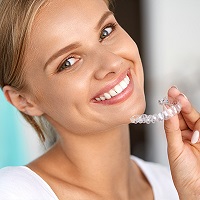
xmin=164 ymin=87 xmax=200 ymax=155
xmin=165 ymin=87 xmax=200 ymax=199
xmin=164 ymin=114 xmax=183 ymax=153
xmin=168 ymin=87 xmax=200 ymax=131
xmin=191 ymin=130 xmax=200 ymax=144
xmin=191 ymin=118 xmax=200 ymax=144
xmin=164 ymin=87 xmax=188 ymax=151
xmin=177 ymin=112 xmax=187 ymax=131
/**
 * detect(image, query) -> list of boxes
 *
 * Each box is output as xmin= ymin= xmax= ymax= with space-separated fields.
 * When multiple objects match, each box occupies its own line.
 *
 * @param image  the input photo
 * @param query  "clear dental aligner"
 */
xmin=130 ymin=97 xmax=182 ymax=124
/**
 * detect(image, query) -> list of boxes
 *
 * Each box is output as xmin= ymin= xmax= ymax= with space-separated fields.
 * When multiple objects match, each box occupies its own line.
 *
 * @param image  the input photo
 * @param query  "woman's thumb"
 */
xmin=164 ymin=115 xmax=184 ymax=159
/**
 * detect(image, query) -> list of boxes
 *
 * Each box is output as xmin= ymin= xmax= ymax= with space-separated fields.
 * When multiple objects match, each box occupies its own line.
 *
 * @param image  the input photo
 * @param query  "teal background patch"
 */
xmin=0 ymin=91 xmax=28 ymax=168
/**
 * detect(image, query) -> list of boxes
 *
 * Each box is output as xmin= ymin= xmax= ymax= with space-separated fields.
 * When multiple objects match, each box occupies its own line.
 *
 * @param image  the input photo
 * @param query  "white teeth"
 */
xmin=124 ymin=76 xmax=130 ymax=84
xmin=100 ymin=96 xmax=106 ymax=101
xmin=119 ymin=80 xmax=128 ymax=90
xmin=104 ymin=93 xmax=111 ymax=99
xmin=95 ymin=75 xmax=130 ymax=101
xmin=95 ymin=97 xmax=101 ymax=101
xmin=109 ymin=89 xmax=117 ymax=97
xmin=114 ymin=85 xmax=123 ymax=94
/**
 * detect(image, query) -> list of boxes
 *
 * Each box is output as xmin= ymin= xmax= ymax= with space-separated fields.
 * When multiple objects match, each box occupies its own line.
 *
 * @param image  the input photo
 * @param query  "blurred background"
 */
xmin=0 ymin=0 xmax=200 ymax=168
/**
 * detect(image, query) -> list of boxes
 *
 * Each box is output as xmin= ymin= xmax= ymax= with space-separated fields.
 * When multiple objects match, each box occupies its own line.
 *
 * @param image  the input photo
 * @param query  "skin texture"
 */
xmin=3 ymin=0 xmax=200 ymax=199
xmin=164 ymin=87 xmax=200 ymax=200
xmin=4 ymin=0 xmax=151 ymax=199
xmin=22 ymin=0 xmax=145 ymax=136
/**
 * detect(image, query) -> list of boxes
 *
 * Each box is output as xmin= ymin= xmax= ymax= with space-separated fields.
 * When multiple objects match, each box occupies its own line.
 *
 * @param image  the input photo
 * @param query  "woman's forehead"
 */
xmin=35 ymin=0 xmax=109 ymax=20
xmin=31 ymin=0 xmax=109 ymax=39
xmin=26 ymin=0 xmax=110 ymax=70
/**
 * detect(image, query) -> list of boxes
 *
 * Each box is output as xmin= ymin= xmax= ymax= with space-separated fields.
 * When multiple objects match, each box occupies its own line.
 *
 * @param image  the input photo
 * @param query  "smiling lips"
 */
xmin=95 ymin=75 xmax=130 ymax=102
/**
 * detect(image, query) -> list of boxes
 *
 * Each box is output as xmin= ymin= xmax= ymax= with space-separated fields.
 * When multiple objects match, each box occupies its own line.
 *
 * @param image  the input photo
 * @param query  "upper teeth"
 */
xmin=95 ymin=75 xmax=130 ymax=101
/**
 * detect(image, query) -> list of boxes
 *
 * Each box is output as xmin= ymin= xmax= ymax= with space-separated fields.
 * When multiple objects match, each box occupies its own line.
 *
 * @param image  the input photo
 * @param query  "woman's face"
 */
xmin=24 ymin=0 xmax=145 ymax=135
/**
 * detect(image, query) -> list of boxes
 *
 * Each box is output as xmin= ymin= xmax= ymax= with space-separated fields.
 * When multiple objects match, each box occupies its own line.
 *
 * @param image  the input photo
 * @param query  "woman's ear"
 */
xmin=3 ymin=85 xmax=44 ymax=116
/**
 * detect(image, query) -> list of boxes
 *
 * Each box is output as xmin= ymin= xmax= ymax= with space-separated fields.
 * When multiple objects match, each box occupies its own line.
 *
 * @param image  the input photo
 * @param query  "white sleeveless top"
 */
xmin=0 ymin=156 xmax=179 ymax=200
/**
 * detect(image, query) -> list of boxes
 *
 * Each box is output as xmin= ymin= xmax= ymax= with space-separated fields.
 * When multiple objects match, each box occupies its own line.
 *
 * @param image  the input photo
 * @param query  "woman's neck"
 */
xmin=59 ymin=125 xmax=131 ymax=184
xmin=30 ymin=125 xmax=151 ymax=199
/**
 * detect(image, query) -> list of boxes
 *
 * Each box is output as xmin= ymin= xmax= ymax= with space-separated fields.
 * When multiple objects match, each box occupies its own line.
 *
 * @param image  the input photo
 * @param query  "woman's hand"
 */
xmin=164 ymin=86 xmax=200 ymax=200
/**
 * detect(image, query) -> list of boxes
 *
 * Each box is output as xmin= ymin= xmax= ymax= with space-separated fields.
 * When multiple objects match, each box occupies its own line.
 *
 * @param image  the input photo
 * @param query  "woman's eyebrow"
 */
xmin=44 ymin=11 xmax=113 ymax=71
xmin=44 ymin=43 xmax=81 ymax=71
xmin=95 ymin=11 xmax=114 ymax=31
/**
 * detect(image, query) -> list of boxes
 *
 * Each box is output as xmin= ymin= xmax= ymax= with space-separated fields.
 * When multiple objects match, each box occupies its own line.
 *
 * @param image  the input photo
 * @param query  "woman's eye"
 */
xmin=99 ymin=24 xmax=116 ymax=41
xmin=58 ymin=57 xmax=77 ymax=72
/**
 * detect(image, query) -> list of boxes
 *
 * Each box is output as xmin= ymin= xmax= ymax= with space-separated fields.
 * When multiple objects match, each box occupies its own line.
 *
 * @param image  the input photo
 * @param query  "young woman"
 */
xmin=0 ymin=0 xmax=200 ymax=199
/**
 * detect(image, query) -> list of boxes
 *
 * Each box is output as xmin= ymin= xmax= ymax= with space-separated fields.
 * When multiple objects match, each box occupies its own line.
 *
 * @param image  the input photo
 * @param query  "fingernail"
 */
xmin=171 ymin=85 xmax=179 ymax=90
xmin=180 ymin=93 xmax=188 ymax=100
xmin=191 ymin=130 xmax=199 ymax=144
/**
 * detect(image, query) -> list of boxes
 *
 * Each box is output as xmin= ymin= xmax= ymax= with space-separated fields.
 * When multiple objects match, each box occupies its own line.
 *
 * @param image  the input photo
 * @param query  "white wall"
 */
xmin=141 ymin=0 xmax=200 ymax=165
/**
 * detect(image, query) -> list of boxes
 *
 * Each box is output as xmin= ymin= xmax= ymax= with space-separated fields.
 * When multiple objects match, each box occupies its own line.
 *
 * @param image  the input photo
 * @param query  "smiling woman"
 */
xmin=0 ymin=0 xmax=117 ymax=142
xmin=0 ymin=0 xmax=175 ymax=199
xmin=0 ymin=0 xmax=200 ymax=199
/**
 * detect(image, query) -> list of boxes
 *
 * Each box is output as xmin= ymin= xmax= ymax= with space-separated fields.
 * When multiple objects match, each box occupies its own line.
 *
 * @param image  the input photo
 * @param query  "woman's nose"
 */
xmin=93 ymin=49 xmax=123 ymax=80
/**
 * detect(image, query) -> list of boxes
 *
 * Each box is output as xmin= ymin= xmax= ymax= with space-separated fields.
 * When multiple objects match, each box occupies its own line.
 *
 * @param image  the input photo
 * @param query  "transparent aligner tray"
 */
xmin=130 ymin=97 xmax=182 ymax=124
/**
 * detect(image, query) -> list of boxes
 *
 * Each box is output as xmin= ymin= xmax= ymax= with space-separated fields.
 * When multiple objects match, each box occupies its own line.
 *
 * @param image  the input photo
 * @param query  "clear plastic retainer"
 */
xmin=130 ymin=97 xmax=182 ymax=124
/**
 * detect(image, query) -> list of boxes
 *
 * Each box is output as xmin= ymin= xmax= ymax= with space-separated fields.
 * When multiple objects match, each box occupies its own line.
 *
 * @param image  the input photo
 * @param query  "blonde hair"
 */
xmin=0 ymin=0 xmax=113 ymax=142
